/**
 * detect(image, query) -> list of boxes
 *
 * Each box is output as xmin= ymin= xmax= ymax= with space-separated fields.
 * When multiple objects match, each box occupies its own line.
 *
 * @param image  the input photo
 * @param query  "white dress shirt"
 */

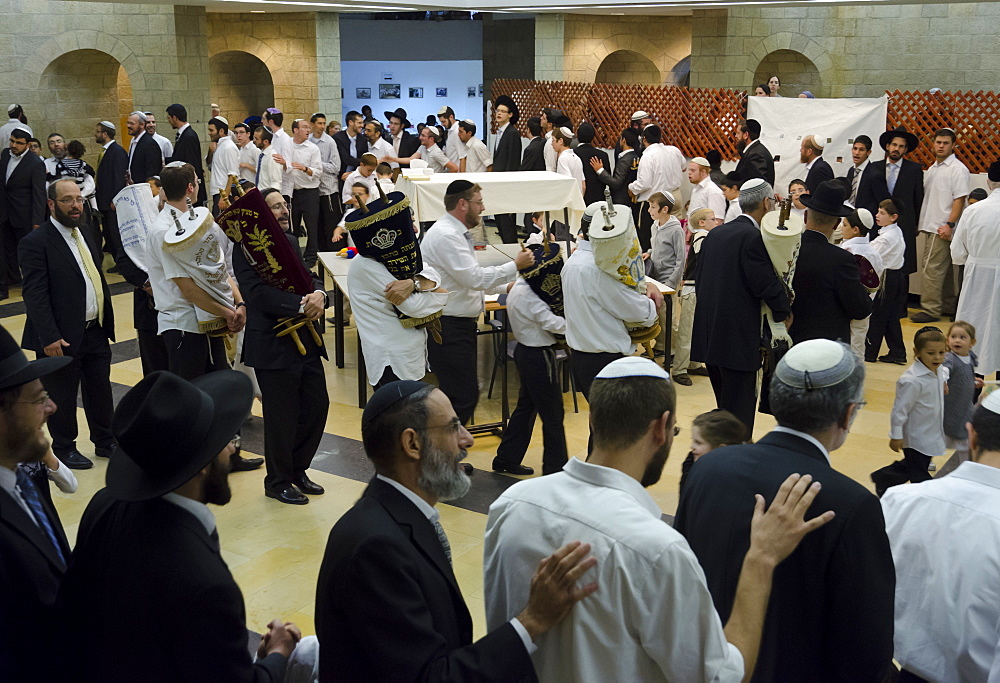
xmin=890 ymin=359 xmax=948 ymax=455
xmin=0 ymin=119 xmax=32 ymax=146
xmin=849 ymin=158 xmax=869 ymax=204
xmin=52 ymin=217 xmax=99 ymax=321
xmin=420 ymin=212 xmax=517 ymax=318
xmin=443 ymin=121 xmax=465 ymax=167
xmin=628 ymin=143 xmax=685 ymax=202
xmin=688 ymin=175 xmax=727 ymax=220
xmin=341 ymin=169 xmax=377 ymax=204
xmin=561 ymin=240 xmax=658 ymax=354
xmin=461 ymin=136 xmax=492 ymax=174
xmin=366 ymin=136 xmax=393 ymax=165
xmin=288 ymin=139 xmax=322 ymax=191
xmin=919 ymin=153 xmax=970 ymax=234
xmin=555 ymin=148 xmax=584 ymax=188
xmin=270 ymin=127 xmax=294 ymax=196
xmin=484 ymin=457 xmax=744 ymax=683
xmin=881 ymin=461 xmax=1000 ymax=682
xmin=543 ymin=131 xmax=557 ymax=173
xmin=870 ymin=222 xmax=905 ymax=271
xmin=413 ymin=144 xmax=450 ymax=174
xmin=506 ymin=278 xmax=565 ymax=348
xmin=724 ymin=198 xmax=741 ymax=223
xmin=5 ymin=149 xmax=26 ymax=182
xmin=256 ymin=146 xmax=283 ymax=193
xmin=237 ymin=141 xmax=260 ymax=184
xmin=209 ymin=136 xmax=239 ymax=196
xmin=151 ymin=132 xmax=173 ymax=163
xmin=493 ymin=122 xmax=509 ymax=156
xmin=145 ymin=206 xmax=200 ymax=334
xmin=310 ymin=133 xmax=341 ymax=196
xmin=348 ymin=257 xmax=447 ymax=383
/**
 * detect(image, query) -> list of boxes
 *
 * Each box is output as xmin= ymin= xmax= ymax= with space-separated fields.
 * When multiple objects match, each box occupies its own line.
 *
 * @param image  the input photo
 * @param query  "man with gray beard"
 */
xmin=315 ymin=381 xmax=598 ymax=682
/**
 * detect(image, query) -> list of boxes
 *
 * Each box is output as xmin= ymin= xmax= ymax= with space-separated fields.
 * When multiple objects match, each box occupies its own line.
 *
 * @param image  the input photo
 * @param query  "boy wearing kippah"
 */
xmin=840 ymin=208 xmax=883 ymax=358
xmin=866 ymin=199 xmax=908 ymax=364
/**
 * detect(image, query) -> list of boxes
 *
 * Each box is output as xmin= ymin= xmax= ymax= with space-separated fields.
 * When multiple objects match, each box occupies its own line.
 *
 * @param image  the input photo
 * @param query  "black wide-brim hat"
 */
xmin=879 ymin=126 xmax=919 ymax=152
xmin=107 ymin=371 xmax=253 ymax=502
xmin=0 ymin=324 xmax=70 ymax=391
xmin=495 ymin=95 xmax=520 ymax=125
xmin=384 ymin=108 xmax=410 ymax=128
xmin=800 ymin=179 xmax=853 ymax=218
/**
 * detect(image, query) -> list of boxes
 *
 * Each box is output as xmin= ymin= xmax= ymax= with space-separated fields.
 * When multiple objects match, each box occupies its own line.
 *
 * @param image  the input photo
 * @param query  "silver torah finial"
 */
xmin=186 ymin=197 xmax=196 ymax=219
xmin=603 ymin=185 xmax=617 ymax=218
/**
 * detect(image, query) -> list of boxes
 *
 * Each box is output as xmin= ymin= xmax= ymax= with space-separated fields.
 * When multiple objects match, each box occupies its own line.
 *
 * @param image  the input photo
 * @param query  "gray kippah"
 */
xmin=739 ymin=178 xmax=773 ymax=205
xmin=775 ymin=339 xmax=854 ymax=390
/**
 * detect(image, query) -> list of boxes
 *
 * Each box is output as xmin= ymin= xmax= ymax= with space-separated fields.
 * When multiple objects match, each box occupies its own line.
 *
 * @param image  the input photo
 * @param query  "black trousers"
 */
xmin=162 ymin=329 xmax=230 ymax=381
xmin=318 ymin=193 xmax=342 ymax=254
xmin=636 ymin=201 xmax=653 ymax=252
xmin=40 ymin=325 xmax=115 ymax=455
xmin=375 ymin=366 xmax=401 ymax=389
xmin=137 ymin=329 xmax=169 ymax=376
xmin=570 ymin=350 xmax=624 ymax=401
xmin=496 ymin=344 xmax=568 ymax=474
xmin=866 ymin=268 xmax=906 ymax=360
xmin=1 ymin=221 xmax=30 ymax=288
xmin=707 ymin=364 xmax=757 ymax=440
xmin=292 ymin=187 xmax=320 ymax=269
xmin=495 ymin=214 xmax=518 ymax=244
xmin=255 ymin=355 xmax=329 ymax=491
xmin=871 ymin=447 xmax=932 ymax=494
xmin=427 ymin=316 xmax=479 ymax=425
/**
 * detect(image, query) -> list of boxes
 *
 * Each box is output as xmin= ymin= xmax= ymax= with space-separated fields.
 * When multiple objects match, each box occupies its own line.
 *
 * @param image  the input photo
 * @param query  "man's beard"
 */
xmin=203 ymin=454 xmax=233 ymax=506
xmin=463 ymin=207 xmax=479 ymax=229
xmin=53 ymin=202 xmax=83 ymax=228
xmin=887 ymin=150 xmax=903 ymax=161
xmin=800 ymin=152 xmax=810 ymax=164
xmin=418 ymin=440 xmax=471 ymax=502
xmin=640 ymin=442 xmax=671 ymax=488
xmin=737 ymin=138 xmax=747 ymax=153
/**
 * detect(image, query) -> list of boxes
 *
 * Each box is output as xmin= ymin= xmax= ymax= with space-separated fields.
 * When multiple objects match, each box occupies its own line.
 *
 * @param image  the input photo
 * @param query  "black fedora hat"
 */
xmin=107 ymin=371 xmax=253 ymax=502
xmin=800 ymin=179 xmax=853 ymax=218
xmin=879 ymin=126 xmax=919 ymax=152
xmin=495 ymin=95 xmax=519 ymax=125
xmin=0 ymin=323 xmax=70 ymax=391
xmin=384 ymin=107 xmax=410 ymax=128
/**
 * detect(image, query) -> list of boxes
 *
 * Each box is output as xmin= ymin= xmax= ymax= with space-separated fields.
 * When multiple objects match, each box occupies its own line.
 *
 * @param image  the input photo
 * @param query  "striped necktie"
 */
xmin=256 ymin=152 xmax=263 ymax=186
xmin=71 ymin=228 xmax=105 ymax=324
xmin=432 ymin=517 xmax=452 ymax=564
xmin=15 ymin=468 xmax=66 ymax=564
xmin=850 ymin=167 xmax=860 ymax=203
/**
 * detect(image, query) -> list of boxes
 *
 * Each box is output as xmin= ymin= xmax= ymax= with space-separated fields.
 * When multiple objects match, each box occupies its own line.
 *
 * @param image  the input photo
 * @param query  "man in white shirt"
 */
xmin=420 ymin=180 xmax=533 ymax=426
xmin=540 ymin=107 xmax=569 ymax=173
xmin=308 ymin=113 xmax=342 ymax=254
xmin=628 ymin=125 xmax=686 ymax=250
xmin=144 ymin=112 xmax=173 ymax=162
xmin=252 ymin=127 xmax=282 ymax=194
xmin=385 ymin=126 xmax=457 ymax=174
xmin=0 ymin=104 xmax=31 ymax=144
xmin=553 ymin=127 xmax=584 ymax=198
xmin=262 ymin=107 xmax=293 ymax=200
xmin=486 ymin=355 xmax=835 ymax=683
xmin=281 ymin=119 xmax=323 ymax=270
xmin=911 ymin=128 xmax=970 ymax=323
xmin=687 ymin=156 xmax=726 ymax=220
xmin=457 ymin=120 xmax=492 ymax=174
xmin=234 ymin=123 xmax=259 ymax=184
xmin=207 ymin=117 xmax=239 ymax=216
xmin=881 ymin=392 xmax=1000 ymax=682
xmin=437 ymin=106 xmax=465 ymax=171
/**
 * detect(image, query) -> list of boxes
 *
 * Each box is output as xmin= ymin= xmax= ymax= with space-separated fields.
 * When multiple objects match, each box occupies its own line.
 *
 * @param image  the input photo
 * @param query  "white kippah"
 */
xmin=130 ymin=111 xmax=148 ymax=123
xmin=809 ymin=133 xmax=825 ymax=149
xmin=558 ymin=126 xmax=574 ymax=139
xmin=99 ymin=120 xmax=116 ymax=131
xmin=437 ymin=106 xmax=449 ymax=116
xmin=425 ymin=125 xmax=440 ymax=137
xmin=462 ymin=118 xmax=475 ymax=126
xmin=632 ymin=110 xmax=649 ymax=121
xmin=982 ymin=390 xmax=1000 ymax=415
xmin=856 ymin=208 xmax=874 ymax=230
xmin=596 ymin=356 xmax=671 ymax=382
xmin=210 ymin=103 xmax=220 ymax=108
xmin=775 ymin=339 xmax=855 ymax=390
xmin=7 ymin=104 xmax=17 ymax=115
xmin=691 ymin=156 xmax=710 ymax=167
xmin=215 ymin=115 xmax=229 ymax=126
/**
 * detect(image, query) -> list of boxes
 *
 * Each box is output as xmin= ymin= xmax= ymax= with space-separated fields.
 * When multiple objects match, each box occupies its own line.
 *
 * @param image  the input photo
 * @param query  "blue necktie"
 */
xmin=887 ymin=163 xmax=899 ymax=195
xmin=15 ymin=468 xmax=66 ymax=564
xmin=256 ymin=152 xmax=263 ymax=186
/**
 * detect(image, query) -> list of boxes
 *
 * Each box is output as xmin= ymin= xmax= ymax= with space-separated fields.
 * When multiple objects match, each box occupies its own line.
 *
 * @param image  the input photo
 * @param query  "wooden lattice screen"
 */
xmin=493 ymin=80 xmax=999 ymax=173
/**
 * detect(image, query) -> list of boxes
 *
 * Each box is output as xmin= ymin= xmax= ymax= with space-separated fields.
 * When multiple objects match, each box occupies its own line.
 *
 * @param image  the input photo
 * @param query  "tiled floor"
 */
xmin=5 ymin=259 xmax=942 ymax=641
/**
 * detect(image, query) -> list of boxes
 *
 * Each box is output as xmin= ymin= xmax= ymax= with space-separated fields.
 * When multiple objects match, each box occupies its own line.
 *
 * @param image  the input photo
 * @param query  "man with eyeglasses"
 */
xmin=0 ymin=126 xmax=46 ymax=298
xmin=18 ymin=179 xmax=116 ymax=472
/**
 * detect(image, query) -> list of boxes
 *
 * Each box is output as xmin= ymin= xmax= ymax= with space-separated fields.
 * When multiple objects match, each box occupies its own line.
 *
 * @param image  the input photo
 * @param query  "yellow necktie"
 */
xmin=71 ymin=228 xmax=105 ymax=324
xmin=97 ymin=148 xmax=105 ymax=170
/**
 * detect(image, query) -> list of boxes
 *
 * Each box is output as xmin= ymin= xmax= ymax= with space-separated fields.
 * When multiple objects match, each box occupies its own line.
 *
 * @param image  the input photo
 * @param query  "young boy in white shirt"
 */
xmin=866 ymin=199 xmax=908 ymax=364
xmin=670 ymin=205 xmax=714 ymax=386
xmin=375 ymin=162 xmax=395 ymax=195
xmin=839 ymin=208 xmax=884 ymax=358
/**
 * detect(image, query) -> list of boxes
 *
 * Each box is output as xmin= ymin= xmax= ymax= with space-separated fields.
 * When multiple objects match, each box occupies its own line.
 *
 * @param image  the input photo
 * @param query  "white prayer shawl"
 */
xmin=952 ymin=188 xmax=1000 ymax=374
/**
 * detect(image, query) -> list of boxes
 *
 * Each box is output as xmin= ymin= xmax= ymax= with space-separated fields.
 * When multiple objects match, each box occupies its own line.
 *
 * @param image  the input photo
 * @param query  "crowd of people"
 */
xmin=1 ymin=91 xmax=1000 ymax=681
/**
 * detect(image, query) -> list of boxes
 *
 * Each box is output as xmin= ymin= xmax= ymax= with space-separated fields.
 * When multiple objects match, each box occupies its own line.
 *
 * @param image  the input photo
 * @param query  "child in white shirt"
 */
xmin=672 ymin=206 xmax=716 ymax=386
xmin=839 ymin=208 xmax=883 ymax=358
xmin=865 ymin=199 xmax=908 ymax=363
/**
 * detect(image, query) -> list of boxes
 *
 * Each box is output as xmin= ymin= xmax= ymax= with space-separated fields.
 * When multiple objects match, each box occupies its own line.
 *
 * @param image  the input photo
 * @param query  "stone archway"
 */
xmin=209 ymin=51 xmax=276 ymax=124
xmin=596 ymin=50 xmax=661 ymax=85
xmin=754 ymin=50 xmax=822 ymax=97
xmin=583 ymin=33 xmax=683 ymax=86
xmin=670 ymin=55 xmax=691 ymax=87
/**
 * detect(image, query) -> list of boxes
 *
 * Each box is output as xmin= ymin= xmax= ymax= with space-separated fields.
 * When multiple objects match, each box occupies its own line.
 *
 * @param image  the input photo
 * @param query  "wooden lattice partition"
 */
xmin=887 ymin=89 xmax=1000 ymax=174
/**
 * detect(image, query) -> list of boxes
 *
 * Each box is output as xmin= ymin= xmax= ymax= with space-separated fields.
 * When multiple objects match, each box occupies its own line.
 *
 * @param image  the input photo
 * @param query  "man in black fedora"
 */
xmin=864 ymin=127 xmax=923 ymax=273
xmin=59 ymin=370 xmax=314 ymax=681
xmin=790 ymin=179 xmax=873 ymax=344
xmin=491 ymin=95 xmax=521 ymax=243
xmin=0 ymin=323 xmax=72 ymax=680
xmin=385 ymin=107 xmax=419 ymax=171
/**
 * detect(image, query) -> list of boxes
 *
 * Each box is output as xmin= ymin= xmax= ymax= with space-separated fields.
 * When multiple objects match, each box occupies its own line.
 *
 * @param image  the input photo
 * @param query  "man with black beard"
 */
xmin=316 ymin=381 xmax=598 ymax=681
xmin=484 ymin=357 xmax=834 ymax=681
xmin=733 ymin=119 xmax=774 ymax=187
xmin=59 ymin=370 xmax=316 ymax=681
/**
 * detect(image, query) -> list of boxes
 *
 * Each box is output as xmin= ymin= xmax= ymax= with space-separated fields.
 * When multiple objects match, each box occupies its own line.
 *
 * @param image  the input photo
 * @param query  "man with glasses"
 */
xmin=18 ymin=179 xmax=116 ymax=470
xmin=0 ymin=127 xmax=46 ymax=298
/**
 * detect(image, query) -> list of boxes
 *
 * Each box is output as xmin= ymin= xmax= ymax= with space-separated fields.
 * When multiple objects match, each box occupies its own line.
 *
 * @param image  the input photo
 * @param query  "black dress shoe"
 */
xmin=95 ymin=442 xmax=119 ymax=459
xmin=492 ymin=460 xmax=534 ymax=476
xmin=878 ymin=354 xmax=907 ymax=365
xmin=57 ymin=450 xmax=94 ymax=470
xmin=673 ymin=373 xmax=693 ymax=386
xmin=688 ymin=367 xmax=710 ymax=377
xmin=293 ymin=474 xmax=325 ymax=495
xmin=909 ymin=311 xmax=940 ymax=323
xmin=230 ymin=454 xmax=264 ymax=471
xmin=265 ymin=487 xmax=309 ymax=505
xmin=864 ymin=356 xmax=878 ymax=363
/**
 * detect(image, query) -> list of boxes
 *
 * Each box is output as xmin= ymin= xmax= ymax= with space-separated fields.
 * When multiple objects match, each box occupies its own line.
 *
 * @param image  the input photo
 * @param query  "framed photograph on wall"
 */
xmin=467 ymin=86 xmax=477 ymax=98
xmin=409 ymin=87 xmax=423 ymax=98
xmin=356 ymin=87 xmax=371 ymax=99
xmin=435 ymin=87 xmax=448 ymax=97
xmin=379 ymin=83 xmax=401 ymax=99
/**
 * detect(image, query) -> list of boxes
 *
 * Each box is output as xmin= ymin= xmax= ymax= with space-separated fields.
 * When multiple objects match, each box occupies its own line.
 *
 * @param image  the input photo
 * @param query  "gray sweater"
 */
xmin=647 ymin=216 xmax=685 ymax=291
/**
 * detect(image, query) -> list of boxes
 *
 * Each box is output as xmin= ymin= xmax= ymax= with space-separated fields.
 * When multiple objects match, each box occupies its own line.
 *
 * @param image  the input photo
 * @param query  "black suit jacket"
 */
xmin=734 ymin=140 xmax=775 ymax=187
xmin=674 ymin=431 xmax=895 ymax=682
xmin=315 ymin=477 xmax=534 ymax=682
xmin=1 ymin=148 xmax=46 ymax=231
xmin=95 ymin=141 xmax=128 ymax=212
xmin=845 ymin=163 xmax=878 ymax=218
xmin=492 ymin=125 xmax=522 ymax=173
xmin=58 ymin=489 xmax=286 ymax=682
xmin=19 ymin=220 xmax=115 ymax=353
xmin=573 ymin=144 xmax=611 ymax=205
xmin=0 ymin=482 xmax=70 ymax=680
xmin=692 ymin=215 xmax=790 ymax=371
xmin=804 ymin=156 xmax=835 ymax=193
xmin=790 ymin=230 xmax=872 ymax=344
xmin=519 ymin=136 xmax=546 ymax=172
xmin=333 ymin=130 xmax=370 ymax=174
xmin=599 ymin=149 xmax=639 ymax=206
xmin=168 ymin=126 xmax=207 ymax=204
xmin=866 ymin=158 xmax=924 ymax=273
xmin=127 ymin=133 xmax=163 ymax=188
xmin=233 ymin=231 xmax=327 ymax=370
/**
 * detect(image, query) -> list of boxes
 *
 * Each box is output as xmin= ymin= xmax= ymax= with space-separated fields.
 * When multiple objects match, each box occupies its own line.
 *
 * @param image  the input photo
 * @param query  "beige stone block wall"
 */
xmin=534 ymin=14 xmax=565 ymax=81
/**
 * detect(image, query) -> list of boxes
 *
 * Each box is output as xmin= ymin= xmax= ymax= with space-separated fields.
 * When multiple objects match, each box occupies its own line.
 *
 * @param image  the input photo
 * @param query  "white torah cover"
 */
xmin=113 ymin=184 xmax=160 ymax=272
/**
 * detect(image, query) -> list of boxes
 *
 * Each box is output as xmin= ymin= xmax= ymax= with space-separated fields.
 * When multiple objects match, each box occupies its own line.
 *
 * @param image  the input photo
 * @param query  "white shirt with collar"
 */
xmin=493 ymin=122 xmax=509 ymax=155
xmin=366 ymin=136 xmax=394 ymax=166
xmin=555 ymin=148 xmax=584 ymax=186
xmin=688 ymin=174 xmax=726 ymax=220
xmin=144 ymin=206 xmax=201 ymax=334
xmin=5 ymin=148 xmax=26 ymax=182
xmin=309 ymin=132 xmax=341 ymax=196
xmin=256 ymin=145 xmax=283 ymax=193
xmin=804 ymin=156 xmax=818 ymax=176
xmin=443 ymin=121 xmax=465 ymax=167
xmin=543 ymin=131 xmax=557 ymax=173
xmin=413 ymin=144 xmax=450 ymax=174
xmin=870 ymin=221 xmax=906 ymax=271
xmin=918 ymin=153 xmax=971 ymax=234
xmin=238 ymin=140 xmax=260 ymax=184
xmin=270 ymin=127 xmax=294 ymax=196
xmin=52 ymin=217 xmax=99 ymax=321
xmin=420 ymin=212 xmax=517 ymax=318
xmin=151 ymin=132 xmax=173 ymax=163
xmin=340 ymin=169 xmax=377 ymax=204
xmin=849 ymin=158 xmax=869 ymax=203
xmin=484 ymin=456 xmax=744 ymax=682
xmin=461 ymin=136 xmax=492 ymax=174
xmin=560 ymin=240 xmax=658 ymax=354
xmin=161 ymin=492 xmax=216 ymax=536
xmin=174 ymin=122 xmax=190 ymax=143
xmin=0 ymin=119 xmax=32 ymax=145
xmin=881 ymin=460 xmax=1000 ymax=682
xmin=628 ymin=143 xmax=685 ymax=202
xmin=288 ymin=138 xmax=322 ymax=191
xmin=890 ymin=359 xmax=949 ymax=456
xmin=724 ymin=198 xmax=741 ymax=223
xmin=209 ymin=136 xmax=240 ymax=196
xmin=506 ymin=278 xmax=565 ymax=348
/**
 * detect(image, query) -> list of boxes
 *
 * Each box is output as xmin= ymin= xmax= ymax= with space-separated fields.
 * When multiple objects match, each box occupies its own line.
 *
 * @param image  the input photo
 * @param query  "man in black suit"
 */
xmin=590 ymin=128 xmax=639 ymax=206
xmin=801 ymin=134 xmax=834 ymax=193
xmin=519 ymin=116 xmax=546 ymax=172
xmin=675 ymin=339 xmax=896 ymax=682
xmin=234 ymin=189 xmax=329 ymax=506
xmin=165 ymin=103 xmax=207 ymax=205
xmin=692 ymin=179 xmax=790 ymax=438
xmin=844 ymin=134 xmax=876 ymax=210
xmin=790 ymin=180 xmax=873 ymax=344
xmin=58 ymin=370 xmax=310 ymax=681
xmin=384 ymin=107 xmax=419 ymax=172
xmin=0 ymin=127 xmax=46 ymax=294
xmin=733 ymin=118 xmax=774 ymax=187
xmin=93 ymin=120 xmax=128 ymax=259
xmin=334 ymin=110 xmax=369 ymax=185
xmin=125 ymin=111 xmax=162 ymax=187
xmin=573 ymin=122 xmax=610 ymax=206
xmin=316 ymin=380 xmax=598 ymax=682
xmin=866 ymin=127 xmax=924 ymax=274
xmin=491 ymin=95 xmax=521 ymax=243
xmin=0 ymin=324 xmax=72 ymax=681
xmin=19 ymin=179 xmax=116 ymax=471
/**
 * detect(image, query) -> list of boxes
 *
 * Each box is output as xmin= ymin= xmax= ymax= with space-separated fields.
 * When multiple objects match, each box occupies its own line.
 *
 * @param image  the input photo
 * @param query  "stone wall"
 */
xmin=483 ymin=15 xmax=534 ymax=105
xmin=534 ymin=14 xmax=565 ymax=81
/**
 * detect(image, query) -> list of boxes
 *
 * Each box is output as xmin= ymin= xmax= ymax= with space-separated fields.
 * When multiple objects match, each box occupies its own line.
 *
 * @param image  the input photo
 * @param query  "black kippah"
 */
xmin=989 ymin=160 xmax=1000 ymax=183
xmin=745 ymin=119 xmax=761 ymax=138
xmin=446 ymin=179 xmax=475 ymax=196
xmin=361 ymin=380 xmax=430 ymax=429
